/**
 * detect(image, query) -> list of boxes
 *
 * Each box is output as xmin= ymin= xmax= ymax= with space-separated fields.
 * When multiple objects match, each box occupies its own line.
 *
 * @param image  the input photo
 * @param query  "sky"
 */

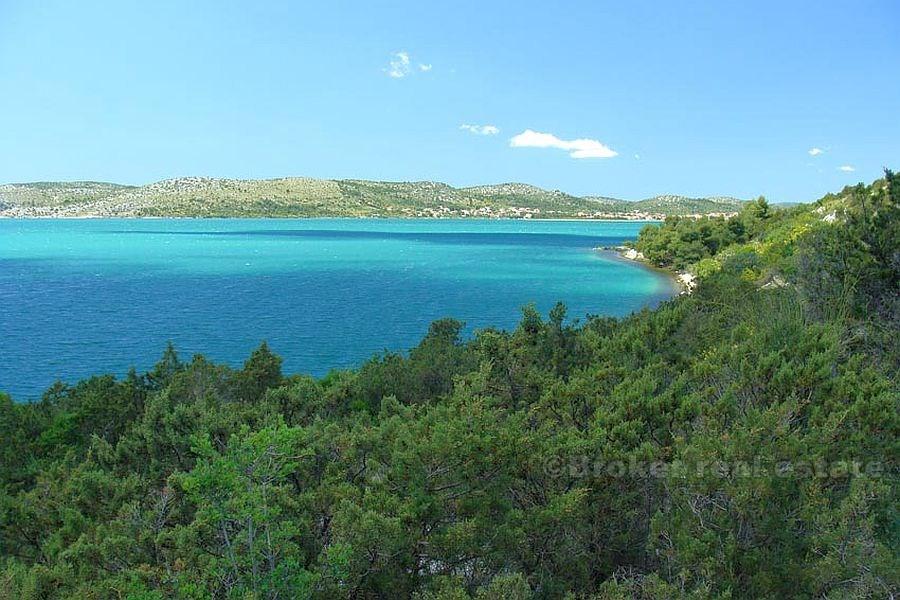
xmin=0 ymin=0 xmax=897 ymax=202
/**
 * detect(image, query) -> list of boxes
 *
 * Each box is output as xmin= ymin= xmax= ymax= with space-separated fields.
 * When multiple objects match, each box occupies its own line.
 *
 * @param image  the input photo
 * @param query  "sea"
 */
xmin=0 ymin=218 xmax=674 ymax=399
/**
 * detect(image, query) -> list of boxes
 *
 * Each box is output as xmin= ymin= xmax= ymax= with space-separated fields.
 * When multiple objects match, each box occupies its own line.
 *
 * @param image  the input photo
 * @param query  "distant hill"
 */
xmin=0 ymin=181 xmax=134 ymax=209
xmin=628 ymin=194 xmax=745 ymax=214
xmin=0 ymin=177 xmax=746 ymax=218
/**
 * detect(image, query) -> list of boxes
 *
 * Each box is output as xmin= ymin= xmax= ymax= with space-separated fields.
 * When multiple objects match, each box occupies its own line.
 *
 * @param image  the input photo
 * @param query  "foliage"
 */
xmin=634 ymin=196 xmax=778 ymax=270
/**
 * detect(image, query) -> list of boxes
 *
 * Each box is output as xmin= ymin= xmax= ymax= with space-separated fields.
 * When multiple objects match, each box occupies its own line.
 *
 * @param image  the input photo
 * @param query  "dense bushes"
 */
xmin=0 ymin=176 xmax=897 ymax=599
xmin=634 ymin=196 xmax=780 ymax=271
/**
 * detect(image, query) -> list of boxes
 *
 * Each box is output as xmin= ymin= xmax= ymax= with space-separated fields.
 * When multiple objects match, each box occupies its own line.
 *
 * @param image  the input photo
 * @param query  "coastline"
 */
xmin=596 ymin=246 xmax=693 ymax=295
xmin=0 ymin=213 xmax=664 ymax=222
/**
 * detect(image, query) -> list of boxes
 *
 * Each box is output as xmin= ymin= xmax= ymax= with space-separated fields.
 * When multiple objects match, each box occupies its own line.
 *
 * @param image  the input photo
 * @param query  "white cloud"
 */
xmin=509 ymin=129 xmax=617 ymax=159
xmin=385 ymin=51 xmax=411 ymax=78
xmin=808 ymin=147 xmax=824 ymax=156
xmin=634 ymin=153 xmax=641 ymax=160
xmin=384 ymin=52 xmax=431 ymax=78
xmin=838 ymin=165 xmax=855 ymax=172
xmin=460 ymin=123 xmax=499 ymax=136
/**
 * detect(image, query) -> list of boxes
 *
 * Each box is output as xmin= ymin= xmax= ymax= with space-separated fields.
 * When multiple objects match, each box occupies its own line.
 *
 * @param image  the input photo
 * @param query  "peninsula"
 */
xmin=0 ymin=177 xmax=745 ymax=219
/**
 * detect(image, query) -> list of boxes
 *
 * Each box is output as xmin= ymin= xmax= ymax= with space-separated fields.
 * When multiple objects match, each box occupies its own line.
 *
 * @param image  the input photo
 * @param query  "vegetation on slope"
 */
xmin=587 ymin=194 xmax=747 ymax=216
xmin=630 ymin=194 xmax=745 ymax=215
xmin=634 ymin=196 xmax=779 ymax=270
xmin=0 ymin=177 xmax=746 ymax=219
xmin=0 ymin=181 xmax=134 ymax=211
xmin=0 ymin=175 xmax=897 ymax=599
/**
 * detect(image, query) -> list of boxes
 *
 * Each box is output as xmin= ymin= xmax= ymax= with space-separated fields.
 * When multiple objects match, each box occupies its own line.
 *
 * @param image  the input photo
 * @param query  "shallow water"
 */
xmin=0 ymin=218 xmax=672 ymax=399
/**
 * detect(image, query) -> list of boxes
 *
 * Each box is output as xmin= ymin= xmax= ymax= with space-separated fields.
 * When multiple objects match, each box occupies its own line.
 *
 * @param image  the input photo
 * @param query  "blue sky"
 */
xmin=0 ymin=0 xmax=897 ymax=201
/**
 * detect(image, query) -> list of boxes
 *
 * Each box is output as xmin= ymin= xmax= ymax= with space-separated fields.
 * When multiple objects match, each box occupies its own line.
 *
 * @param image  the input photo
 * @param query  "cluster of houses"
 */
xmin=379 ymin=204 xmax=740 ymax=220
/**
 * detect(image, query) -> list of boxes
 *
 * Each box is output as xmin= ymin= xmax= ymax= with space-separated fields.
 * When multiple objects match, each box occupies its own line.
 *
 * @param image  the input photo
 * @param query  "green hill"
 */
xmin=0 ymin=181 xmax=134 ymax=213
xmin=0 ymin=177 xmax=747 ymax=218
xmin=631 ymin=193 xmax=745 ymax=214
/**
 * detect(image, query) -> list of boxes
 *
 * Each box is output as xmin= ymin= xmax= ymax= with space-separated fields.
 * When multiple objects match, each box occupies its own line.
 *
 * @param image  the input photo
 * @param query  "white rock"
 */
xmin=678 ymin=272 xmax=696 ymax=294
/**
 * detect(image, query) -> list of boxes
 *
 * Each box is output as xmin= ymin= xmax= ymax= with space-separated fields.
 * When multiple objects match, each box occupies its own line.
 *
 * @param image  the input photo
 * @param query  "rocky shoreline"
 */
xmin=597 ymin=245 xmax=696 ymax=295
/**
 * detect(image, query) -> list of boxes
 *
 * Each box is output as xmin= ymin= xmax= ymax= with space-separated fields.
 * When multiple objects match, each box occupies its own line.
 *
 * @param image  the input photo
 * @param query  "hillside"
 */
xmin=585 ymin=193 xmax=746 ymax=216
xmin=0 ymin=181 xmax=134 ymax=214
xmin=0 ymin=177 xmax=746 ymax=219
xmin=1 ymin=173 xmax=896 ymax=598
xmin=632 ymin=193 xmax=744 ymax=214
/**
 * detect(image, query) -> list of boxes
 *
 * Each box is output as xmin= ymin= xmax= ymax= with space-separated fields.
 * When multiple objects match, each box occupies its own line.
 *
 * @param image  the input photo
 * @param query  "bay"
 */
xmin=0 ymin=218 xmax=673 ymax=399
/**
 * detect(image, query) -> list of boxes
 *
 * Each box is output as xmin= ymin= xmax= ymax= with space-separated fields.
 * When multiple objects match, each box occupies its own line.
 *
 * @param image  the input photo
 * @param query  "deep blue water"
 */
xmin=0 ymin=218 xmax=672 ymax=399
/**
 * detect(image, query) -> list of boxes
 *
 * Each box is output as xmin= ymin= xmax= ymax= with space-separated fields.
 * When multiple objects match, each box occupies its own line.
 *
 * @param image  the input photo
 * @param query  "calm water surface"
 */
xmin=0 ymin=218 xmax=673 ymax=399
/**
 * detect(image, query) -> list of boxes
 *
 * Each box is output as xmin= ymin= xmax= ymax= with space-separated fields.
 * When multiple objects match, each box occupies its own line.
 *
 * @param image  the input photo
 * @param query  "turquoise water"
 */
xmin=0 ymin=218 xmax=672 ymax=399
